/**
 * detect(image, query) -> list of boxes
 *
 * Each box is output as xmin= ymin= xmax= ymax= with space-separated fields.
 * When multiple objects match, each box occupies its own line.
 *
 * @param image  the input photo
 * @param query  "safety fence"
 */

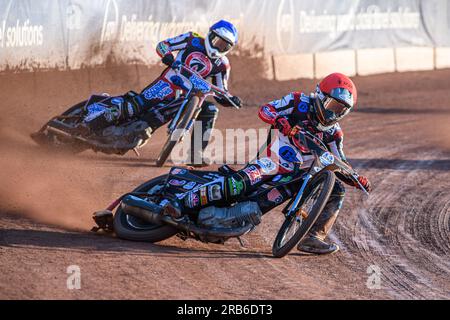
xmin=1 ymin=0 xmax=449 ymax=78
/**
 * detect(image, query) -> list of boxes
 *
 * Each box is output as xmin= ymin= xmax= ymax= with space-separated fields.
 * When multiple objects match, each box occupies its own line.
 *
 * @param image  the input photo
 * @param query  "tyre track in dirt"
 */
xmin=334 ymin=109 xmax=450 ymax=299
xmin=349 ymin=156 xmax=450 ymax=299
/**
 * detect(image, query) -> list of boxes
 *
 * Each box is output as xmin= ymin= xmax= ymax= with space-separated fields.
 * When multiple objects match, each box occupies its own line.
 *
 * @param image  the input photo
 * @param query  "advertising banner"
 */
xmin=0 ymin=0 xmax=448 ymax=72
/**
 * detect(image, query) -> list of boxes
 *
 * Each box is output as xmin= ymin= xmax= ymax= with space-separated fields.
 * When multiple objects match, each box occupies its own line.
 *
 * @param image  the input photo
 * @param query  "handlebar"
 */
xmin=171 ymin=64 xmax=241 ymax=109
xmin=295 ymin=129 xmax=369 ymax=196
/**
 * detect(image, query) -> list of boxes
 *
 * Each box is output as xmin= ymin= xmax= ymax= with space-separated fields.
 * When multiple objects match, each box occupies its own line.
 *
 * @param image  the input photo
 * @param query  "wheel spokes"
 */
xmin=277 ymin=180 xmax=324 ymax=248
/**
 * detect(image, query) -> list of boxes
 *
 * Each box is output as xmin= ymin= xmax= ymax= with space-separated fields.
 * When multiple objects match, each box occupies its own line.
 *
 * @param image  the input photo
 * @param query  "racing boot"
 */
xmin=297 ymin=181 xmax=345 ymax=255
xmin=297 ymin=235 xmax=340 ymax=255
xmin=83 ymin=93 xmax=144 ymax=133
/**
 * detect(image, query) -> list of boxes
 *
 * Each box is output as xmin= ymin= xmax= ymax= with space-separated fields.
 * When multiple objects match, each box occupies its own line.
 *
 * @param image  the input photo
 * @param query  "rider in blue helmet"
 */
xmin=205 ymin=20 xmax=239 ymax=59
xmin=80 ymin=20 xmax=242 ymax=167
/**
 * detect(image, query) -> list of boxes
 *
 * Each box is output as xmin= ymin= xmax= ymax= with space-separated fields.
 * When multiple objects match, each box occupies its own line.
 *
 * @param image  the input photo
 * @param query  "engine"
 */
xmin=99 ymin=120 xmax=152 ymax=151
xmin=197 ymin=201 xmax=262 ymax=229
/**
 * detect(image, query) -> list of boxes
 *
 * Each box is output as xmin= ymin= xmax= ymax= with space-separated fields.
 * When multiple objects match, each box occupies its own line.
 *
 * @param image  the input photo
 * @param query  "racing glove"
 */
xmin=357 ymin=175 xmax=372 ymax=193
xmin=275 ymin=117 xmax=292 ymax=136
xmin=275 ymin=117 xmax=301 ymax=137
xmin=161 ymin=53 xmax=175 ymax=67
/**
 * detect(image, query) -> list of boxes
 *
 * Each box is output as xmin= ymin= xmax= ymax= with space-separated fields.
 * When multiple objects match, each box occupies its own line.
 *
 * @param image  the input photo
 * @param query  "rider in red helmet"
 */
xmin=164 ymin=73 xmax=371 ymax=255
xmin=310 ymin=72 xmax=358 ymax=131
xmin=255 ymin=72 xmax=371 ymax=254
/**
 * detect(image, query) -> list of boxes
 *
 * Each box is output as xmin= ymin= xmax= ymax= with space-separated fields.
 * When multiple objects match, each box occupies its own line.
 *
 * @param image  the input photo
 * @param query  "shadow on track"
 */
xmin=0 ymin=227 xmax=272 ymax=259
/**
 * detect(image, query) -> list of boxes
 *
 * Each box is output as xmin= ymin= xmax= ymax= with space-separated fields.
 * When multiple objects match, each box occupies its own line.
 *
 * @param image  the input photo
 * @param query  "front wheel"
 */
xmin=113 ymin=175 xmax=178 ymax=242
xmin=156 ymin=96 xmax=201 ymax=167
xmin=272 ymin=170 xmax=336 ymax=258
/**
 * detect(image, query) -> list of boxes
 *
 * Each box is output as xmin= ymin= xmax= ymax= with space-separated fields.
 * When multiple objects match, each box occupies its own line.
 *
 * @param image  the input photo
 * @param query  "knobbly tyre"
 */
xmin=30 ymin=64 xmax=239 ymax=165
xmin=92 ymin=129 xmax=368 ymax=258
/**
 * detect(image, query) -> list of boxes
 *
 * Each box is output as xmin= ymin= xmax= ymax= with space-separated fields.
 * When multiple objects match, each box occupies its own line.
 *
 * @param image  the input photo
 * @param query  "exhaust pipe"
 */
xmin=122 ymin=195 xmax=255 ymax=238
xmin=121 ymin=195 xmax=164 ymax=225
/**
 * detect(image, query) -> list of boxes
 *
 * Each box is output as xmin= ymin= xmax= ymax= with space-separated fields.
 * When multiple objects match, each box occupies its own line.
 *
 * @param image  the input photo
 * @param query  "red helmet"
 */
xmin=310 ymin=73 xmax=357 ymax=131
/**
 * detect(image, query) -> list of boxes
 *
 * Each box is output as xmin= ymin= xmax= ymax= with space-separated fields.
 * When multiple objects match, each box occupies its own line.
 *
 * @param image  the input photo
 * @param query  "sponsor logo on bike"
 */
xmin=86 ymin=102 xmax=107 ymax=113
xmin=200 ymin=187 xmax=208 ymax=206
xmin=84 ymin=103 xmax=108 ymax=122
xmin=111 ymin=97 xmax=124 ymax=105
xmin=267 ymin=188 xmax=283 ymax=204
xmin=228 ymin=177 xmax=244 ymax=196
xmin=185 ymin=193 xmax=199 ymax=208
xmin=280 ymin=162 xmax=295 ymax=171
xmin=171 ymin=168 xmax=187 ymax=175
xmin=272 ymin=175 xmax=282 ymax=182
xmin=256 ymin=158 xmax=277 ymax=174
xmin=204 ymin=173 xmax=221 ymax=180
xmin=280 ymin=176 xmax=293 ymax=183
xmin=243 ymin=165 xmax=262 ymax=186
xmin=169 ymin=179 xmax=187 ymax=187
xmin=208 ymin=184 xmax=222 ymax=201
xmin=183 ymin=181 xmax=197 ymax=190
xmin=319 ymin=152 xmax=335 ymax=166
xmin=142 ymin=80 xmax=173 ymax=100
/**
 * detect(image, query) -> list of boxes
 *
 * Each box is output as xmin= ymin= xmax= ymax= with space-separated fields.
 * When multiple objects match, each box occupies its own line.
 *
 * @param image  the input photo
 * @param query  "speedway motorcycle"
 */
xmin=92 ymin=129 xmax=369 ymax=258
xmin=31 ymin=64 xmax=239 ymax=167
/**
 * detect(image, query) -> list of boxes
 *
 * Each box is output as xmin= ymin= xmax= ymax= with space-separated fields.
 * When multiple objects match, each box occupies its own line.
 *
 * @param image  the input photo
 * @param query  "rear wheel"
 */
xmin=31 ymin=101 xmax=89 ymax=153
xmin=113 ymin=175 xmax=178 ymax=242
xmin=272 ymin=170 xmax=336 ymax=258
xmin=156 ymin=96 xmax=201 ymax=167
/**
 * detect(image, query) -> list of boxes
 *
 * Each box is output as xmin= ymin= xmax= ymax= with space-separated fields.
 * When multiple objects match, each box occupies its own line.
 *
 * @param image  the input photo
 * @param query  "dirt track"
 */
xmin=1 ymin=59 xmax=450 ymax=299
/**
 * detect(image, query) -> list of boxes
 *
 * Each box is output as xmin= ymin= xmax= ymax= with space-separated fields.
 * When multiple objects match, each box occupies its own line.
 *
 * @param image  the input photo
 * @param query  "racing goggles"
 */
xmin=317 ymin=88 xmax=353 ymax=125
xmin=208 ymin=32 xmax=234 ymax=53
xmin=323 ymin=97 xmax=350 ymax=118
xmin=325 ymin=87 xmax=353 ymax=113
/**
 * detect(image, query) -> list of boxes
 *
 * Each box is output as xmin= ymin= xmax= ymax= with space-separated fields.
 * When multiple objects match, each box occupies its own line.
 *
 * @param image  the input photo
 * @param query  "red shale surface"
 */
xmin=1 ymin=58 xmax=450 ymax=299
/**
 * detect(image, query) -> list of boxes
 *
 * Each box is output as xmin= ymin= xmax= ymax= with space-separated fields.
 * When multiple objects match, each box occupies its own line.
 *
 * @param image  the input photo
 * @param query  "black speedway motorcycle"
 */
xmin=92 ymin=129 xmax=368 ymax=258
xmin=31 ymin=64 xmax=239 ymax=166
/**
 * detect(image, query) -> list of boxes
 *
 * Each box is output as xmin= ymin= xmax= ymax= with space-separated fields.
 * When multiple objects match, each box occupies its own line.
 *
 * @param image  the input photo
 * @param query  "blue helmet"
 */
xmin=205 ymin=20 xmax=238 ymax=59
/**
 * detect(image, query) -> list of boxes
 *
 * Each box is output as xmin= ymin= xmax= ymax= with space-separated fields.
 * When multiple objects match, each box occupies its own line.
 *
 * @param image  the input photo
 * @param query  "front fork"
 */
xmin=168 ymin=95 xmax=205 ymax=144
xmin=284 ymin=173 xmax=312 ymax=218
xmin=168 ymin=94 xmax=190 ymax=134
